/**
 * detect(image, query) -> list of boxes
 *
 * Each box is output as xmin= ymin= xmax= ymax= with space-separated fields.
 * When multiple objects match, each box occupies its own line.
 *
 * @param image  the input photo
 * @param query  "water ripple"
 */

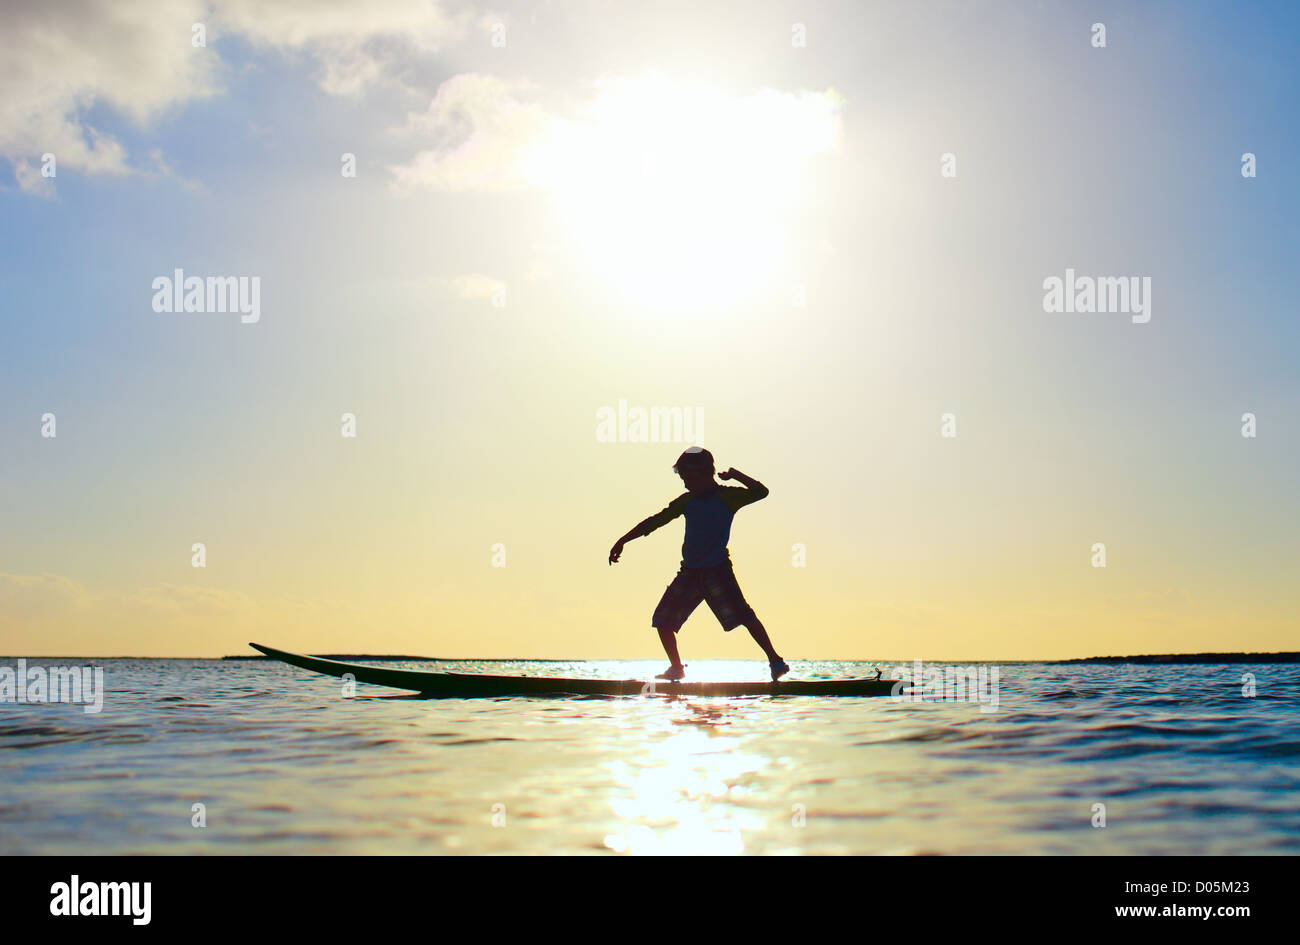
xmin=0 ymin=658 xmax=1296 ymax=854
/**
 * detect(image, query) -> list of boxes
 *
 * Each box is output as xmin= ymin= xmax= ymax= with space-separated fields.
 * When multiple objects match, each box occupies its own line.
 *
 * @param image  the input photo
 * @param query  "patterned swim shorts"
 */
xmin=652 ymin=562 xmax=757 ymax=633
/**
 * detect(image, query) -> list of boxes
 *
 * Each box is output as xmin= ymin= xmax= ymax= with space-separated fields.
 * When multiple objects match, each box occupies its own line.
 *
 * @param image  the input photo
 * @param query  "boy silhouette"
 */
xmin=609 ymin=446 xmax=789 ymax=681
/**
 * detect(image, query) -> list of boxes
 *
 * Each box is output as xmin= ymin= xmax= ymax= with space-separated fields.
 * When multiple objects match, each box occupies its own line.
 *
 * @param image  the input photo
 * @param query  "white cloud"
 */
xmin=0 ymin=0 xmax=466 ymax=194
xmin=388 ymin=72 xmax=845 ymax=198
xmin=389 ymin=73 xmax=553 ymax=194
xmin=12 ymin=158 xmax=57 ymax=198
xmin=1 ymin=6 xmax=843 ymax=208
xmin=389 ymin=73 xmax=845 ymax=309
xmin=448 ymin=272 xmax=504 ymax=300
xmin=0 ymin=0 xmax=218 ymax=191
xmin=211 ymin=0 xmax=465 ymax=97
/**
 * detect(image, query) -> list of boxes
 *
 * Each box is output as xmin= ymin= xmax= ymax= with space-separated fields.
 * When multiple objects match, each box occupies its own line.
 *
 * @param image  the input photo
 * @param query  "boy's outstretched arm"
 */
xmin=609 ymin=496 xmax=688 ymax=564
xmin=608 ymin=525 xmax=642 ymax=564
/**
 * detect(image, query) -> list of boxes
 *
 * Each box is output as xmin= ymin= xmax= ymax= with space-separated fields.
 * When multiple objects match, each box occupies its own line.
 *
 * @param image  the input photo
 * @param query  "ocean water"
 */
xmin=0 ymin=658 xmax=1296 ymax=855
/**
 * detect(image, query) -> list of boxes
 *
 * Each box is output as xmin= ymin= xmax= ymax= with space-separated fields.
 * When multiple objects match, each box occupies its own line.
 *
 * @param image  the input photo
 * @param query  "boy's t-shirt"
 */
xmin=639 ymin=485 xmax=767 ymax=568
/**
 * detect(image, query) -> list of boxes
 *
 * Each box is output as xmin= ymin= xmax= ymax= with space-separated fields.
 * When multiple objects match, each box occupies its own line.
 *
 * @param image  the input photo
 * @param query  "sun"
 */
xmin=531 ymin=75 xmax=843 ymax=312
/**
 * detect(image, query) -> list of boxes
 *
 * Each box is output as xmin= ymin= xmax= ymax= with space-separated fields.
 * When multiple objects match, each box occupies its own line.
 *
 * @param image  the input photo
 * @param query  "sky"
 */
xmin=1 ymin=0 xmax=1297 ymax=659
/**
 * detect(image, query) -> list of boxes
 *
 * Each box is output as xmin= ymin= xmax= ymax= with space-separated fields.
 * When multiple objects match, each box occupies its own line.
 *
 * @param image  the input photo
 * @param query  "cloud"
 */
xmin=388 ymin=72 xmax=845 ymax=197
xmin=447 ymin=272 xmax=505 ymax=300
xmin=12 ymin=158 xmax=57 ymax=198
xmin=0 ymin=0 xmax=218 ymax=191
xmin=125 ymin=582 xmax=254 ymax=616
xmin=211 ymin=0 xmax=465 ymax=97
xmin=389 ymin=73 xmax=554 ymax=194
xmin=2 ymin=5 xmax=842 ymax=211
xmin=0 ymin=0 xmax=466 ymax=194
xmin=0 ymin=573 xmax=86 ymax=625
xmin=0 ymin=573 xmax=248 ymax=630
xmin=0 ymin=572 xmax=359 ymax=656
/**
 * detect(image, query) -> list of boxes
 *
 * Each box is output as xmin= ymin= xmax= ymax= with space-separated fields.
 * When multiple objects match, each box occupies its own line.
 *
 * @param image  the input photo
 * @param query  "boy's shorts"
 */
xmin=652 ymin=562 xmax=757 ymax=634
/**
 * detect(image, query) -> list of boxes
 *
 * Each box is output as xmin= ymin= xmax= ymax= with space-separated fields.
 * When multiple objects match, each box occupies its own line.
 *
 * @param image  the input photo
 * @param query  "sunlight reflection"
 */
xmin=603 ymin=704 xmax=768 ymax=855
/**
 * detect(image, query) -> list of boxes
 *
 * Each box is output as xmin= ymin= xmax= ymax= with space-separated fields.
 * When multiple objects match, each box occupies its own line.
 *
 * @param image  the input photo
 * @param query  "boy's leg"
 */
xmin=657 ymin=626 xmax=683 ymax=666
xmin=741 ymin=616 xmax=781 ymax=663
xmin=702 ymin=563 xmax=781 ymax=662
xmin=651 ymin=568 xmax=703 ymax=669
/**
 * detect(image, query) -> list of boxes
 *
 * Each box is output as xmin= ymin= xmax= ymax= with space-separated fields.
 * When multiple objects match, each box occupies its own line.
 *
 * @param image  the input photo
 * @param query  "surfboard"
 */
xmin=249 ymin=643 xmax=907 ymax=698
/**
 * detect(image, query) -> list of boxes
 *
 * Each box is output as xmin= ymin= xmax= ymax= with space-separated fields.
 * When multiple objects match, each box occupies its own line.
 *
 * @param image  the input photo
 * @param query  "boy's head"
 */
xmin=673 ymin=446 xmax=716 ymax=494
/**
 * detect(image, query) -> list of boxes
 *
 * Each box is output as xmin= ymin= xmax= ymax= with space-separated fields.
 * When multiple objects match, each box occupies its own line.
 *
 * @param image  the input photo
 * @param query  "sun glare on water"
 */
xmin=603 ymin=721 xmax=767 ymax=855
xmin=531 ymin=76 xmax=843 ymax=312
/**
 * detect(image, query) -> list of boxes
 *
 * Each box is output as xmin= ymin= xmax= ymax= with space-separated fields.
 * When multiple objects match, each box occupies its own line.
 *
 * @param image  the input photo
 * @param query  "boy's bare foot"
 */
xmin=656 ymin=663 xmax=687 ymax=681
xmin=769 ymin=659 xmax=790 ymax=681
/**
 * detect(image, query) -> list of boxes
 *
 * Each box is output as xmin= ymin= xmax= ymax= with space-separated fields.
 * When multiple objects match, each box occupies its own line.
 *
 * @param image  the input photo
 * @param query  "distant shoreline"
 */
xmin=3 ymin=651 xmax=1297 ymax=664
xmin=1046 ymin=652 xmax=1300 ymax=665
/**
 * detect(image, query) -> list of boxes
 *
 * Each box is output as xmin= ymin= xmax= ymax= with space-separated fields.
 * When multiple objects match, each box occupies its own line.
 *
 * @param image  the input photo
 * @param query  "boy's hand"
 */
xmin=608 ymin=540 xmax=625 ymax=565
xmin=719 ymin=467 xmax=767 ymax=497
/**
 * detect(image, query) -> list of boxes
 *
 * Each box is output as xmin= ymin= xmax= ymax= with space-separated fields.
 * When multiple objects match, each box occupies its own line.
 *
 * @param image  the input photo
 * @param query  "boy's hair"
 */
xmin=672 ymin=446 xmax=714 ymax=473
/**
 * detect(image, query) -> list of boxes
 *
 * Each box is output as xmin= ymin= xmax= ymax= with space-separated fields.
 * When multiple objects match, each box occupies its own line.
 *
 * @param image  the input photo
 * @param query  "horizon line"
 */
xmin=1 ymin=650 xmax=1297 ymax=665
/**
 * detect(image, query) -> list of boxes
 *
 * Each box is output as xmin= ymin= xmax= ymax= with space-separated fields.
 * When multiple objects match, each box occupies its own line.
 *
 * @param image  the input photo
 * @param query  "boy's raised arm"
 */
xmin=719 ymin=467 xmax=769 ymax=499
